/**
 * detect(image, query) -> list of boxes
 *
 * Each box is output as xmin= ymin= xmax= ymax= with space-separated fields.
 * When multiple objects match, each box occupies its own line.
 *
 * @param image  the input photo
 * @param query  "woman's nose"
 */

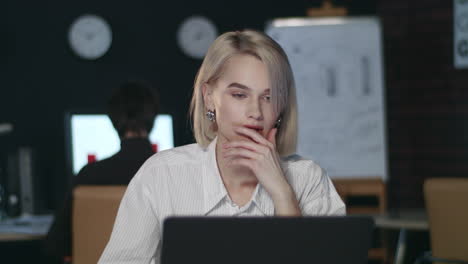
xmin=248 ymin=99 xmax=263 ymax=120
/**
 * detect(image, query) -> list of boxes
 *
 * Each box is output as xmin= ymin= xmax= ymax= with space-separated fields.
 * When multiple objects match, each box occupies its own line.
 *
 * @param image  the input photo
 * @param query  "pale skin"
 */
xmin=203 ymin=54 xmax=301 ymax=216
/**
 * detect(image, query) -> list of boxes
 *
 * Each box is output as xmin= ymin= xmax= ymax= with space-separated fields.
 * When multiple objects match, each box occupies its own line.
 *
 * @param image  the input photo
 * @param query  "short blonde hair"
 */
xmin=190 ymin=29 xmax=298 ymax=156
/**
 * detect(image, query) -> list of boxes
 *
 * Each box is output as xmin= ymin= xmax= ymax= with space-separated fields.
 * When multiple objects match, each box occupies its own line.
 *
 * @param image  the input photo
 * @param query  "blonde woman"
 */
xmin=99 ymin=30 xmax=345 ymax=264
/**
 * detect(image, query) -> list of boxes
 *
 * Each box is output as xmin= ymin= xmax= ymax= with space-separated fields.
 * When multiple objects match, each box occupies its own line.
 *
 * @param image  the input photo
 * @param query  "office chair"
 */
xmin=333 ymin=178 xmax=389 ymax=263
xmin=72 ymin=185 xmax=127 ymax=264
xmin=415 ymin=178 xmax=468 ymax=264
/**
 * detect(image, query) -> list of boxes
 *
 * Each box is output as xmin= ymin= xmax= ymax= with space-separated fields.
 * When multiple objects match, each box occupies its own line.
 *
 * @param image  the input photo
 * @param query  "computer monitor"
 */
xmin=65 ymin=112 xmax=174 ymax=175
xmin=161 ymin=216 xmax=374 ymax=264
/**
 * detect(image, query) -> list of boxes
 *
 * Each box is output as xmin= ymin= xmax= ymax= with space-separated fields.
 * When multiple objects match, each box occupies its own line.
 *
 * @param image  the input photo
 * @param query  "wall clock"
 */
xmin=177 ymin=16 xmax=217 ymax=59
xmin=68 ymin=14 xmax=112 ymax=60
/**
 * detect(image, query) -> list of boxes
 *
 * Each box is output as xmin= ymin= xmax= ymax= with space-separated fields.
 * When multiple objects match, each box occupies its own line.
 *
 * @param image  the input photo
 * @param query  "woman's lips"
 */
xmin=243 ymin=125 xmax=263 ymax=133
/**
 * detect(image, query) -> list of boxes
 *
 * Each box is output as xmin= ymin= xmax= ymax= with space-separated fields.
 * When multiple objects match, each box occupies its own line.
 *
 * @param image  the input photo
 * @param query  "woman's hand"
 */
xmin=222 ymin=127 xmax=301 ymax=216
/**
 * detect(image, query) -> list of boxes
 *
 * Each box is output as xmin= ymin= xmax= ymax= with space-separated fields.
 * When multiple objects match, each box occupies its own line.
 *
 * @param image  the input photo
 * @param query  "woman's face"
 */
xmin=204 ymin=54 xmax=277 ymax=143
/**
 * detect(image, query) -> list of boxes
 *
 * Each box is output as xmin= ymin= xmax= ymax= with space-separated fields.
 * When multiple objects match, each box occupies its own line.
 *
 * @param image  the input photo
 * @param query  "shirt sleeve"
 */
xmin=98 ymin=163 xmax=161 ymax=264
xmin=300 ymin=162 xmax=346 ymax=216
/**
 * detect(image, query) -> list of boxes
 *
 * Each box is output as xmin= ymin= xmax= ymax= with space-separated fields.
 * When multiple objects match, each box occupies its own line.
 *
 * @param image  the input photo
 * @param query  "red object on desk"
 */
xmin=87 ymin=154 xmax=97 ymax=163
xmin=152 ymin=143 xmax=158 ymax=153
xmin=63 ymin=256 xmax=72 ymax=264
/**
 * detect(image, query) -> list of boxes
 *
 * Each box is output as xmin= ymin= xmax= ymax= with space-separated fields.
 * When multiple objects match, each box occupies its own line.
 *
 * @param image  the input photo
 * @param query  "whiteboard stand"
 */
xmin=306 ymin=0 xmax=348 ymax=17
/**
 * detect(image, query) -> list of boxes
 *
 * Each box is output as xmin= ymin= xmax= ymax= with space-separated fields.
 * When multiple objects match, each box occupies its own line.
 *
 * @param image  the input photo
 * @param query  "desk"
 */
xmin=373 ymin=209 xmax=428 ymax=264
xmin=0 ymin=214 xmax=53 ymax=241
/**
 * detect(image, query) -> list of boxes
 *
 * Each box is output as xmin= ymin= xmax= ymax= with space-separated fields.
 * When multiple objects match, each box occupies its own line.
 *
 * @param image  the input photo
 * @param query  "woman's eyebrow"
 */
xmin=227 ymin=82 xmax=250 ymax=90
xmin=227 ymin=82 xmax=271 ymax=93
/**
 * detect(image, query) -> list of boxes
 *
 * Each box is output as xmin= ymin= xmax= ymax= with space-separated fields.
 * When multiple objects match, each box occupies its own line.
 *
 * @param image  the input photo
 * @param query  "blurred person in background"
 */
xmin=44 ymin=80 xmax=159 ymax=263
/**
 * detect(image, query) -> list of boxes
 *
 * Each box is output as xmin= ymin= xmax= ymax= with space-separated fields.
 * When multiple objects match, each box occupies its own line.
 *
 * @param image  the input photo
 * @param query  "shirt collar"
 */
xmin=201 ymin=137 xmax=275 ymax=216
xmin=202 ymin=137 xmax=228 ymax=215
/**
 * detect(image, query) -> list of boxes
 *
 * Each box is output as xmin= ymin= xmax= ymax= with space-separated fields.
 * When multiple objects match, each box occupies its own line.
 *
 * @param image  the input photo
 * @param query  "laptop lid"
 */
xmin=161 ymin=216 xmax=374 ymax=264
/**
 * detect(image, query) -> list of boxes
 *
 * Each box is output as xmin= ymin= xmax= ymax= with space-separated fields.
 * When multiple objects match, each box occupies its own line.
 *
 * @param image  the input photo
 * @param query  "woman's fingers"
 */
xmin=223 ymin=140 xmax=267 ymax=154
xmin=223 ymin=147 xmax=260 ymax=161
xmin=229 ymin=158 xmax=254 ymax=169
xmin=222 ymin=148 xmax=258 ymax=169
xmin=266 ymin=128 xmax=277 ymax=147
xmin=234 ymin=127 xmax=274 ymax=149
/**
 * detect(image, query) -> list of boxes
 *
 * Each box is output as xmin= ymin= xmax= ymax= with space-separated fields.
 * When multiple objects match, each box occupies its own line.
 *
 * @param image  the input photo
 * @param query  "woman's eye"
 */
xmin=232 ymin=93 xmax=246 ymax=98
xmin=263 ymin=95 xmax=271 ymax=101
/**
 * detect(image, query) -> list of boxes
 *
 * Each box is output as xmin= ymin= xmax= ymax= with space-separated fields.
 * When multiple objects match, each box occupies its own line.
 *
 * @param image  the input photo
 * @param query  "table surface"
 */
xmin=0 ymin=214 xmax=53 ymax=241
xmin=0 ymin=210 xmax=429 ymax=241
xmin=372 ymin=209 xmax=429 ymax=231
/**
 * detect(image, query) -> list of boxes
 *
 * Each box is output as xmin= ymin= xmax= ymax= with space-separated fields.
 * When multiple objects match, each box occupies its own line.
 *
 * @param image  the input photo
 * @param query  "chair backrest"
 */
xmin=332 ymin=178 xmax=387 ymax=214
xmin=424 ymin=178 xmax=468 ymax=261
xmin=72 ymin=185 xmax=127 ymax=264
xmin=332 ymin=178 xmax=387 ymax=262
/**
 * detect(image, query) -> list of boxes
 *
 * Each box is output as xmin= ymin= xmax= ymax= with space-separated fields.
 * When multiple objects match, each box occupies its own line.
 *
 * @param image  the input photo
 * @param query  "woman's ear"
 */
xmin=202 ymin=83 xmax=214 ymax=109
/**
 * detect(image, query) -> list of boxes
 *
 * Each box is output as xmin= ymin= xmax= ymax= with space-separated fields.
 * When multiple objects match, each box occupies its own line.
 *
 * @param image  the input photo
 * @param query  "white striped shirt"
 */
xmin=98 ymin=138 xmax=345 ymax=264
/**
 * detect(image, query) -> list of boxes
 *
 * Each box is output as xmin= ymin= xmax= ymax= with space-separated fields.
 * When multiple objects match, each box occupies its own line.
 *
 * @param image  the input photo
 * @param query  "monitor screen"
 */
xmin=68 ymin=114 xmax=174 ymax=175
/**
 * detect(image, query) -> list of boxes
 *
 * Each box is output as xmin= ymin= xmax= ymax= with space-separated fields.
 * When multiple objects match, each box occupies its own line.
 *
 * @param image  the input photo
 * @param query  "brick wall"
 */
xmin=379 ymin=0 xmax=468 ymax=208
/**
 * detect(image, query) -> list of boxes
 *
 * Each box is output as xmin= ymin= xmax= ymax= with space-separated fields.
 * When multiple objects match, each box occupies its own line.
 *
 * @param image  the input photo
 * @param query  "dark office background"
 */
xmin=1 ymin=0 xmax=467 ymax=216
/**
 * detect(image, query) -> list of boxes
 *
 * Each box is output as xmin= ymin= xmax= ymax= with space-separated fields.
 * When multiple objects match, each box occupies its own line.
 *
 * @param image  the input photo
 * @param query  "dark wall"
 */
xmin=2 ymin=0 xmax=465 ymax=212
xmin=1 ymin=0 xmax=316 ymax=210
xmin=380 ymin=0 xmax=468 ymax=208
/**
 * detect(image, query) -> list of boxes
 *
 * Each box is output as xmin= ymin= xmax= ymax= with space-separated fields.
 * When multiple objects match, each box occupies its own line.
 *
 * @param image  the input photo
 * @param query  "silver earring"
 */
xmin=275 ymin=118 xmax=281 ymax=128
xmin=206 ymin=109 xmax=216 ymax=122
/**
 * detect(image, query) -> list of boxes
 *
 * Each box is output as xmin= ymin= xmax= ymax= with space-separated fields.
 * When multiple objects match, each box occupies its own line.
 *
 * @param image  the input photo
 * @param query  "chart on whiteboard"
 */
xmin=266 ymin=18 xmax=387 ymax=180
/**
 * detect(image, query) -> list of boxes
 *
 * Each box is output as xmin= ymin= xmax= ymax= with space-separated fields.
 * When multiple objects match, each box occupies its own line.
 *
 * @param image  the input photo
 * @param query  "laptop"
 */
xmin=161 ymin=216 xmax=374 ymax=264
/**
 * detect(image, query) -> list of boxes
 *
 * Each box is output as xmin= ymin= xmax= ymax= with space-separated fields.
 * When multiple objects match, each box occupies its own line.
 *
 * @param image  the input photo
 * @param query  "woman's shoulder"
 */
xmin=281 ymin=154 xmax=323 ymax=172
xmin=144 ymin=143 xmax=207 ymax=167
xmin=131 ymin=143 xmax=208 ymax=186
xmin=280 ymin=154 xmax=328 ymax=187
xmin=280 ymin=155 xmax=332 ymax=199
